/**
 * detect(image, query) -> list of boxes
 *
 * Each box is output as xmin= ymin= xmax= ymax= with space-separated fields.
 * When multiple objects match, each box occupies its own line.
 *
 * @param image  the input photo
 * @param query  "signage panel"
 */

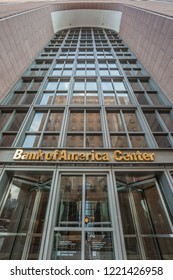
xmin=13 ymin=149 xmax=155 ymax=162
xmin=0 ymin=148 xmax=173 ymax=165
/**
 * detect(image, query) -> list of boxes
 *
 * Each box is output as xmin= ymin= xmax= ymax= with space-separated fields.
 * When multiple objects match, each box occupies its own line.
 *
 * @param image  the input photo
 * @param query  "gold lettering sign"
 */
xmin=13 ymin=149 xmax=155 ymax=162
xmin=113 ymin=150 xmax=155 ymax=161
xmin=13 ymin=149 xmax=109 ymax=162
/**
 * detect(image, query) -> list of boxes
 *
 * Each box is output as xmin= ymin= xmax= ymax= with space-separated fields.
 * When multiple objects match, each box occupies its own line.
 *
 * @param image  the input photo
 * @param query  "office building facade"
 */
xmin=0 ymin=2 xmax=173 ymax=260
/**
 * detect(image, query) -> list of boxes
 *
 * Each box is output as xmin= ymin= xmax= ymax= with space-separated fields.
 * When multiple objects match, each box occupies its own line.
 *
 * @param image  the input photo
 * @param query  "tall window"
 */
xmin=66 ymin=110 xmax=103 ymax=148
xmin=107 ymin=110 xmax=147 ymax=148
xmin=22 ymin=110 xmax=63 ymax=147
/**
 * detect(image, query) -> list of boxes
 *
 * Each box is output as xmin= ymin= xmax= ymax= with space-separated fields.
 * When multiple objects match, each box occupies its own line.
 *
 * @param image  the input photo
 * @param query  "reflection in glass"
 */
xmin=107 ymin=112 xmax=124 ymax=131
xmin=85 ymin=176 xmax=111 ymax=227
xmin=117 ymin=174 xmax=173 ymax=259
xmin=144 ymin=113 xmax=163 ymax=132
xmin=8 ymin=113 xmax=27 ymax=131
xmin=110 ymin=70 xmax=120 ymax=76
xmin=124 ymin=238 xmax=140 ymax=259
xmin=148 ymin=92 xmax=163 ymax=105
xmin=86 ymin=70 xmax=95 ymax=76
xmin=52 ymin=70 xmax=61 ymax=76
xmin=58 ymin=81 xmax=69 ymax=91
xmin=133 ymin=69 xmax=143 ymax=76
xmin=142 ymin=237 xmax=173 ymax=260
xmin=154 ymin=135 xmax=171 ymax=148
xmin=29 ymin=113 xmax=46 ymax=132
xmin=117 ymin=93 xmax=131 ymax=105
xmin=99 ymin=62 xmax=107 ymax=68
xmin=74 ymin=81 xmax=85 ymax=91
xmin=66 ymin=135 xmax=83 ymax=147
xmin=17 ymin=82 xmax=30 ymax=91
xmin=22 ymin=93 xmax=35 ymax=105
xmin=63 ymin=70 xmax=72 ymax=76
xmin=133 ymin=181 xmax=172 ymax=234
xmin=8 ymin=93 xmax=23 ymax=105
xmin=86 ymin=135 xmax=103 ymax=147
xmin=0 ymin=236 xmax=26 ymax=260
xmin=22 ymin=135 xmax=40 ymax=147
xmin=86 ymin=93 xmax=98 ymax=104
xmin=68 ymin=112 xmax=84 ymax=131
xmin=141 ymin=81 xmax=153 ymax=91
xmin=52 ymin=231 xmax=81 ymax=260
xmin=28 ymin=190 xmax=50 ymax=259
xmin=130 ymin=81 xmax=142 ymax=91
xmin=1 ymin=117 xmax=9 ymax=132
xmin=40 ymin=93 xmax=54 ymax=105
xmin=86 ymin=81 xmax=97 ymax=91
xmin=41 ymin=134 xmax=59 ymax=147
xmin=118 ymin=190 xmax=135 ymax=235
xmin=102 ymin=81 xmax=113 ymax=91
xmin=85 ymin=231 xmax=114 ymax=260
xmin=86 ymin=112 xmax=101 ymax=131
xmin=56 ymin=176 xmax=82 ymax=227
xmin=46 ymin=112 xmax=63 ymax=131
xmin=114 ymin=81 xmax=126 ymax=91
xmin=124 ymin=112 xmax=141 ymax=131
xmin=54 ymin=94 xmax=67 ymax=105
xmin=110 ymin=135 xmax=129 ymax=148
xmin=124 ymin=69 xmax=132 ymax=76
xmin=0 ymin=175 xmax=51 ymax=259
xmin=54 ymin=173 xmax=112 ymax=258
xmin=0 ymin=134 xmax=16 ymax=147
xmin=130 ymin=135 xmax=147 ymax=148
xmin=100 ymin=70 xmax=109 ymax=76
xmin=46 ymin=82 xmax=57 ymax=91
xmin=104 ymin=94 xmax=116 ymax=105
xmin=135 ymin=92 xmax=149 ymax=105
xmin=72 ymin=94 xmax=84 ymax=104
xmin=76 ymin=70 xmax=85 ymax=76
xmin=108 ymin=62 xmax=117 ymax=68
xmin=160 ymin=112 xmax=173 ymax=131
xmin=30 ymin=82 xmax=41 ymax=91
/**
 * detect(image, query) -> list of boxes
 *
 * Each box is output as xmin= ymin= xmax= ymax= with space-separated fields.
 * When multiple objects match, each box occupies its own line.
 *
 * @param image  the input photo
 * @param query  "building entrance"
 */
xmin=51 ymin=174 xmax=114 ymax=260
xmin=0 ymin=170 xmax=173 ymax=259
xmin=0 ymin=174 xmax=51 ymax=259
xmin=117 ymin=175 xmax=173 ymax=259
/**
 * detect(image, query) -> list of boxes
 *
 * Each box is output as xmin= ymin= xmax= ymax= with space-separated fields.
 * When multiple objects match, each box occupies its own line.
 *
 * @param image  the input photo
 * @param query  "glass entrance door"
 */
xmin=51 ymin=174 xmax=115 ymax=260
xmin=0 ymin=175 xmax=51 ymax=259
xmin=116 ymin=175 xmax=173 ymax=259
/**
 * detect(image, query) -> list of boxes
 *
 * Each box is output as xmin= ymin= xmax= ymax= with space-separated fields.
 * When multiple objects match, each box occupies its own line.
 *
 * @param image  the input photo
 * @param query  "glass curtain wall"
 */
xmin=1 ymin=27 xmax=172 ymax=149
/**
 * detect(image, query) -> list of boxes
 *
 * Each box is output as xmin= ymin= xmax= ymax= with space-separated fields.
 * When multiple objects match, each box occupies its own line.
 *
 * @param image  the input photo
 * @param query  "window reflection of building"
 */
xmin=57 ymin=175 xmax=110 ymax=228
xmin=22 ymin=110 xmax=63 ymax=147
xmin=66 ymin=110 xmax=103 ymax=148
xmin=107 ymin=110 xmax=147 ymax=148
xmin=116 ymin=173 xmax=173 ymax=260
xmin=52 ymin=174 xmax=113 ymax=260
xmin=0 ymin=173 xmax=52 ymax=260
